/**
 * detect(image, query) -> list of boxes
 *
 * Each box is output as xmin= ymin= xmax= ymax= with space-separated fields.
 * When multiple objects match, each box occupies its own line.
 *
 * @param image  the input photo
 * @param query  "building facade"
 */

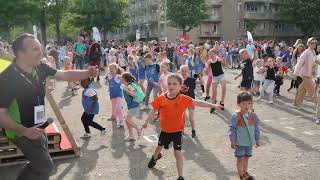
xmin=109 ymin=0 xmax=302 ymax=43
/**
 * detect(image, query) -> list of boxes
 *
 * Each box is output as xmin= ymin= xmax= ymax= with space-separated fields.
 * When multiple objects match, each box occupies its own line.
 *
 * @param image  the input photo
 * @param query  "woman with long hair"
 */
xmin=89 ymin=43 xmax=102 ymax=81
xmin=287 ymin=44 xmax=305 ymax=92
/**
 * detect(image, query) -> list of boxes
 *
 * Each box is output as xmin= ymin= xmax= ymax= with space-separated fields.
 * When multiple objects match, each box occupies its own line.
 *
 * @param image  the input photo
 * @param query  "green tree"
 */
xmin=0 ymin=0 xmax=38 ymax=41
xmin=244 ymin=20 xmax=257 ymax=33
xmin=72 ymin=0 xmax=128 ymax=40
xmin=167 ymin=0 xmax=207 ymax=35
xmin=277 ymin=0 xmax=320 ymax=37
xmin=47 ymin=0 xmax=70 ymax=44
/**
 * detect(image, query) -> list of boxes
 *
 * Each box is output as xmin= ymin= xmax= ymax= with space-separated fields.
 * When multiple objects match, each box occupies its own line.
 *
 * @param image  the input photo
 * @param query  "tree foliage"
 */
xmin=72 ymin=0 xmax=128 ymax=39
xmin=0 ymin=0 xmax=128 ymax=43
xmin=277 ymin=0 xmax=320 ymax=36
xmin=167 ymin=0 xmax=207 ymax=35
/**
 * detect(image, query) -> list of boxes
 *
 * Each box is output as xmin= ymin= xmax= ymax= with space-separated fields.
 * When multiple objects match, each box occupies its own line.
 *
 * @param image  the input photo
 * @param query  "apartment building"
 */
xmin=109 ymin=0 xmax=302 ymax=42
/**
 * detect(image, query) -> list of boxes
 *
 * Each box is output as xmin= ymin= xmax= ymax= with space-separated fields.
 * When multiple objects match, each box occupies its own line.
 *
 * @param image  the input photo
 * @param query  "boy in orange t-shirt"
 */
xmin=142 ymin=74 xmax=221 ymax=180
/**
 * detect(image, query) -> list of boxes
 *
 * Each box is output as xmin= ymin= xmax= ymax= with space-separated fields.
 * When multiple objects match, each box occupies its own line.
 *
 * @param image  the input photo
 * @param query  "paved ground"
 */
xmin=1 ymin=69 xmax=320 ymax=180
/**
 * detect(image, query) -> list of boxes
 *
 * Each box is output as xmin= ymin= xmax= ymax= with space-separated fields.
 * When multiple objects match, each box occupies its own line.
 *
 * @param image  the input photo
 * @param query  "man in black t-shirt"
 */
xmin=0 ymin=34 xmax=99 ymax=180
xmin=234 ymin=49 xmax=254 ymax=91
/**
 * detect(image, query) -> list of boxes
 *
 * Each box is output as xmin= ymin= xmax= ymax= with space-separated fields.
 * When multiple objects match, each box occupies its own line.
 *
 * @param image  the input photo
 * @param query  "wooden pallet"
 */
xmin=0 ymin=149 xmax=76 ymax=167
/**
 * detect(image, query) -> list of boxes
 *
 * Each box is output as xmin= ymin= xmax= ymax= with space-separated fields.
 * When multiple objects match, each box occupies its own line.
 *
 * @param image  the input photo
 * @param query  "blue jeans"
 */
xmin=75 ymin=56 xmax=85 ymax=70
xmin=145 ymin=81 xmax=159 ymax=106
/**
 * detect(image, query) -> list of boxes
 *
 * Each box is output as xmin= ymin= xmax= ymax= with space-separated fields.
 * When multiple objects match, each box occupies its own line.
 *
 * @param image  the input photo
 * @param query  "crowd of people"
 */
xmin=0 ymin=34 xmax=319 ymax=180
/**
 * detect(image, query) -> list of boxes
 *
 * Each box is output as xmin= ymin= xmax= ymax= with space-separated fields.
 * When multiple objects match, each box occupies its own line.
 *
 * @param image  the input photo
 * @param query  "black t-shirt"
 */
xmin=265 ymin=66 xmax=277 ymax=80
xmin=210 ymin=60 xmax=224 ymax=77
xmin=240 ymin=59 xmax=253 ymax=81
xmin=0 ymin=63 xmax=57 ymax=129
xmin=181 ymin=77 xmax=196 ymax=99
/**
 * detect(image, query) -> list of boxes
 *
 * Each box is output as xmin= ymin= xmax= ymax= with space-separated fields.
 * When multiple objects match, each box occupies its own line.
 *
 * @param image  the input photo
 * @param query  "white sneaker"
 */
xmin=316 ymin=119 xmax=320 ymax=124
xmin=101 ymin=129 xmax=107 ymax=135
xmin=140 ymin=105 xmax=147 ymax=110
xmin=257 ymin=96 xmax=262 ymax=101
xmin=124 ymin=135 xmax=135 ymax=141
xmin=137 ymin=128 xmax=143 ymax=139
xmin=82 ymin=133 xmax=91 ymax=138
xmin=268 ymin=100 xmax=274 ymax=104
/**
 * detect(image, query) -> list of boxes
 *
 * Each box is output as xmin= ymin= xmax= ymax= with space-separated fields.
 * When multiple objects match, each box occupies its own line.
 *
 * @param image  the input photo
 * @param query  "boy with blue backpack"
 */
xmin=121 ymin=72 xmax=145 ymax=141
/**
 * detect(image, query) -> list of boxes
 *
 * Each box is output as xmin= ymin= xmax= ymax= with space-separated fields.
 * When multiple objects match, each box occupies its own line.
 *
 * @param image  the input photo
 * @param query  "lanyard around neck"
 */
xmin=13 ymin=64 xmax=40 ymax=92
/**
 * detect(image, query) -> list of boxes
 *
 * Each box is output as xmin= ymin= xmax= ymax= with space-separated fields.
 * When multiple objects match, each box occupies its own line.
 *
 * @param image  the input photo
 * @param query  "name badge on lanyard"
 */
xmin=34 ymin=104 xmax=46 ymax=124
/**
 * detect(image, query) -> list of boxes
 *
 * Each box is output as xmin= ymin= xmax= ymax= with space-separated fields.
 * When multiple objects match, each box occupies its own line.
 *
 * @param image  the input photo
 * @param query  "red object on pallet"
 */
xmin=45 ymin=123 xmax=72 ymax=150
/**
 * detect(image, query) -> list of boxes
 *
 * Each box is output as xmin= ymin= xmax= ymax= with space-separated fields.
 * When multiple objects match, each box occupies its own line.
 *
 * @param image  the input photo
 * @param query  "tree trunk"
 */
xmin=55 ymin=19 xmax=61 ymax=45
xmin=40 ymin=8 xmax=47 ymax=46
xmin=103 ymin=30 xmax=107 ymax=42
xmin=183 ymin=29 xmax=187 ymax=35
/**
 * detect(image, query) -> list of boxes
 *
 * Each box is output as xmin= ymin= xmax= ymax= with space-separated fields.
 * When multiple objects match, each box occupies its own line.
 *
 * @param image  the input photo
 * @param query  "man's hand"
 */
xmin=22 ymin=127 xmax=44 ymax=140
xmin=231 ymin=142 xmax=237 ymax=149
xmin=88 ymin=66 xmax=100 ymax=77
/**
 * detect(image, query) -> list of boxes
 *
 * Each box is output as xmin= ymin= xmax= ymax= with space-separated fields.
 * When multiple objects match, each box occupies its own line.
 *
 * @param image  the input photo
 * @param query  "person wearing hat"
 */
xmin=293 ymin=37 xmax=320 ymax=109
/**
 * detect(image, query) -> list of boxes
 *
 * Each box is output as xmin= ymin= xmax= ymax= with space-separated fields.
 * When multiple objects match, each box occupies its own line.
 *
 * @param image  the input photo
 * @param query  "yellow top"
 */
xmin=0 ymin=58 xmax=11 ymax=73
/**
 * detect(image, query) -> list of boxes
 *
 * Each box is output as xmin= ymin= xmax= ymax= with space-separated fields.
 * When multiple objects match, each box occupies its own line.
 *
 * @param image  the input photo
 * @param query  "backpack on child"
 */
xmin=129 ymin=83 xmax=145 ymax=103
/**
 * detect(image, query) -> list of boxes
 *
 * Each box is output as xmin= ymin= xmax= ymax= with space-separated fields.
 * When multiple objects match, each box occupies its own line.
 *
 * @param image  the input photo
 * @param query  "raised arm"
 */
xmin=54 ymin=66 xmax=99 ymax=81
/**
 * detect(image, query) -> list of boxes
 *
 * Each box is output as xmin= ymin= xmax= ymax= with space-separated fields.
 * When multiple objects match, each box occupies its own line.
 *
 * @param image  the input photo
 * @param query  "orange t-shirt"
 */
xmin=152 ymin=94 xmax=193 ymax=133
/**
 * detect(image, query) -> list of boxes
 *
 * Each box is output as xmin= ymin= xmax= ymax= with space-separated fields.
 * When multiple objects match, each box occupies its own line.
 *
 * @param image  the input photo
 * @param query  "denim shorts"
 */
xmin=212 ymin=74 xmax=225 ymax=84
xmin=127 ymin=107 xmax=140 ymax=118
xmin=235 ymin=146 xmax=252 ymax=158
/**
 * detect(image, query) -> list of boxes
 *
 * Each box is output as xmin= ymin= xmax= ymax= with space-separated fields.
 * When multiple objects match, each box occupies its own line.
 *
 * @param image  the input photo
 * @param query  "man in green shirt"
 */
xmin=73 ymin=36 xmax=87 ymax=70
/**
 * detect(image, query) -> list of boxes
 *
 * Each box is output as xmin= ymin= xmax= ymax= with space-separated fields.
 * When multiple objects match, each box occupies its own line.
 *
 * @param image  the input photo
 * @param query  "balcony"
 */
xmin=199 ymin=31 xmax=221 ymax=38
xmin=206 ymin=0 xmax=223 ymax=6
xmin=244 ymin=0 xmax=277 ymax=3
xmin=244 ymin=11 xmax=280 ymax=20
xmin=202 ymin=15 xmax=221 ymax=22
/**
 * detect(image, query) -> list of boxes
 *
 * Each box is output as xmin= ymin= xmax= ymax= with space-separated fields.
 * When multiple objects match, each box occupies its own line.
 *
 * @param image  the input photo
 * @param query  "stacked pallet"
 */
xmin=0 ymin=123 xmax=75 ymax=167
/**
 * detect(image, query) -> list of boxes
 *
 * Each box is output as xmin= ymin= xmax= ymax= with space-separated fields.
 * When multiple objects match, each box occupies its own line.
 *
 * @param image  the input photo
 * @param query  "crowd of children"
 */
xmin=52 ymin=38 xmax=318 ymax=180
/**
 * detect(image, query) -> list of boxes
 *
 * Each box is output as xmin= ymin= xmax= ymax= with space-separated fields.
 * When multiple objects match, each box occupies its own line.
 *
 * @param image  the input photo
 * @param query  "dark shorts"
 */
xmin=158 ymin=131 xmax=182 ymax=151
xmin=240 ymin=80 xmax=253 ymax=89
xmin=235 ymin=146 xmax=253 ymax=158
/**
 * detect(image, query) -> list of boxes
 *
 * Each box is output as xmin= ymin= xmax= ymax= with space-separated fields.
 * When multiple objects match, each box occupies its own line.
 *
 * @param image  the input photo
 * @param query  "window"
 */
xmin=263 ymin=22 xmax=266 ymax=29
xmin=237 ymin=20 xmax=241 ymax=29
xmin=213 ymin=24 xmax=217 ymax=33
xmin=246 ymin=3 xmax=258 ymax=12
xmin=237 ymin=2 xmax=242 ymax=12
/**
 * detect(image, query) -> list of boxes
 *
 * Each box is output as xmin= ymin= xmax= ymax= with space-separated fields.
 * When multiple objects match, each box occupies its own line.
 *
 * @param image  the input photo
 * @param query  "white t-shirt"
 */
xmin=253 ymin=66 xmax=264 ymax=81
xmin=84 ymin=87 xmax=97 ymax=97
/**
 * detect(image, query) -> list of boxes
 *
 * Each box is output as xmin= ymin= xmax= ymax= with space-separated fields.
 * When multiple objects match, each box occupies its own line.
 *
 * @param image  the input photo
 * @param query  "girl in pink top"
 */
xmin=158 ymin=61 xmax=172 ymax=94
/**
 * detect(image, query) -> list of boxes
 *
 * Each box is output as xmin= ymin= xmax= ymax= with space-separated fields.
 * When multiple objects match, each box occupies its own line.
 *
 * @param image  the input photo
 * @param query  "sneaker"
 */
xmin=177 ymin=176 xmax=184 ymax=180
xmin=268 ymin=100 xmax=274 ymax=104
xmin=257 ymin=96 xmax=261 ymax=101
xmin=137 ymin=128 xmax=143 ymax=139
xmin=101 ymin=129 xmax=107 ymax=135
xmin=210 ymin=108 xmax=215 ymax=114
xmin=293 ymin=104 xmax=302 ymax=110
xmin=82 ymin=133 xmax=91 ymax=138
xmin=191 ymin=130 xmax=196 ymax=138
xmin=124 ymin=135 xmax=135 ymax=141
xmin=220 ymin=101 xmax=225 ymax=111
xmin=204 ymin=96 xmax=210 ymax=101
xmin=148 ymin=153 xmax=162 ymax=168
xmin=117 ymin=121 xmax=125 ymax=128
xmin=140 ymin=105 xmax=147 ymax=111
xmin=316 ymin=119 xmax=320 ymax=124
xmin=243 ymin=172 xmax=254 ymax=180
